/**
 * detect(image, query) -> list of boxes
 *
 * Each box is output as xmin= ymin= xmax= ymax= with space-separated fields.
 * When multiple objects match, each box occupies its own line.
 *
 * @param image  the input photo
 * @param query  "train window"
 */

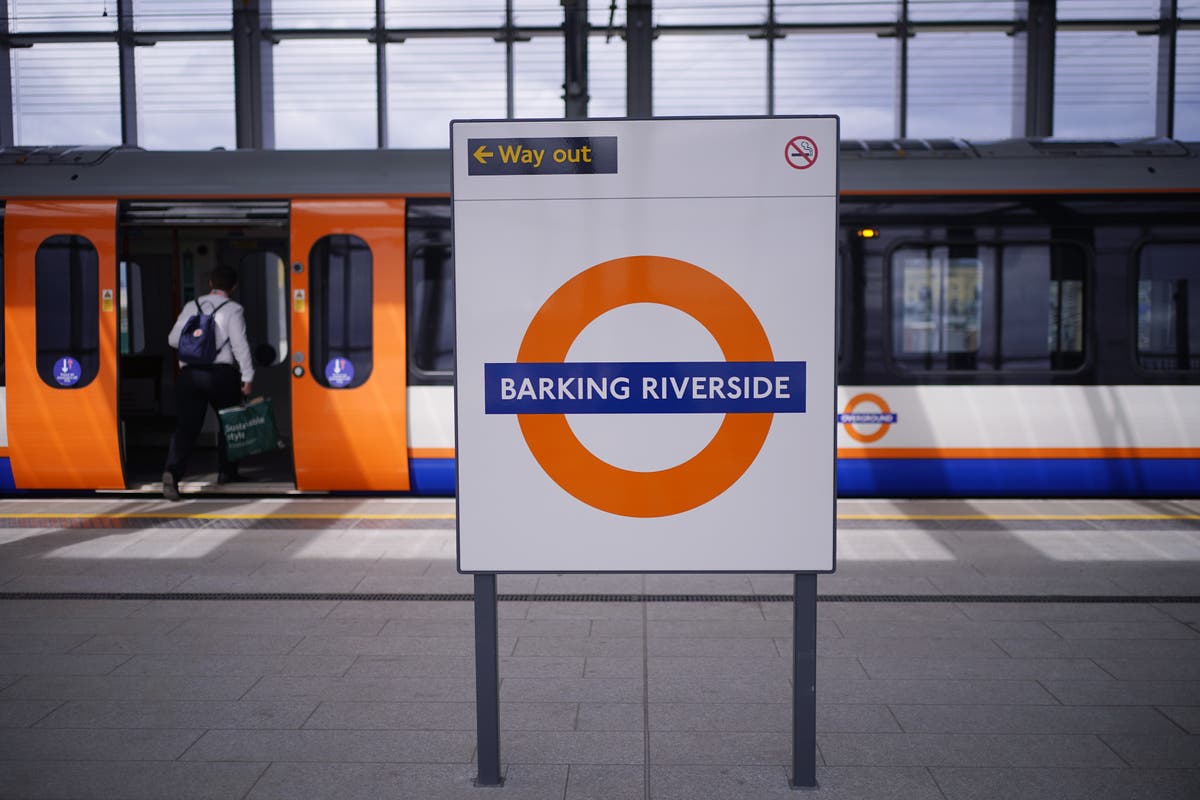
xmin=407 ymin=200 xmax=454 ymax=382
xmin=1137 ymin=243 xmax=1200 ymax=371
xmin=309 ymin=234 xmax=372 ymax=389
xmin=237 ymin=252 xmax=289 ymax=367
xmin=35 ymin=235 xmax=100 ymax=389
xmin=409 ymin=244 xmax=454 ymax=376
xmin=118 ymin=261 xmax=146 ymax=355
xmin=893 ymin=249 xmax=984 ymax=368
xmin=890 ymin=241 xmax=1087 ymax=372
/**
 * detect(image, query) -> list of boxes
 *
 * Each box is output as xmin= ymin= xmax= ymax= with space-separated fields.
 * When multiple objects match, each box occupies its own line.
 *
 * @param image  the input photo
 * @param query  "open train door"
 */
xmin=289 ymin=199 xmax=411 ymax=491
xmin=5 ymin=201 xmax=124 ymax=489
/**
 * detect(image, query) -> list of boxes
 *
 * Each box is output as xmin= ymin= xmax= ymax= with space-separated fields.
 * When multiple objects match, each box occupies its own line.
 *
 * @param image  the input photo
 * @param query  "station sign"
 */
xmin=452 ymin=117 xmax=838 ymax=573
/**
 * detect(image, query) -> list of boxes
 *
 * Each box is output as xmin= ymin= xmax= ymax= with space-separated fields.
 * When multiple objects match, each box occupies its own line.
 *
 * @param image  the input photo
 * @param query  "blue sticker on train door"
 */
xmin=53 ymin=357 xmax=82 ymax=387
xmin=325 ymin=357 xmax=354 ymax=388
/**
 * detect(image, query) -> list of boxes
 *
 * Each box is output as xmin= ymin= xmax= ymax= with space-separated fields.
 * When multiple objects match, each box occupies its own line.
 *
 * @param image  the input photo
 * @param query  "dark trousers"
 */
xmin=164 ymin=364 xmax=242 ymax=480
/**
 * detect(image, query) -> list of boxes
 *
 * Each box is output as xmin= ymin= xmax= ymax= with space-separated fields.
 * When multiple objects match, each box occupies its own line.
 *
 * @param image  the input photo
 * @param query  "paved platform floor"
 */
xmin=0 ymin=497 xmax=1196 ymax=799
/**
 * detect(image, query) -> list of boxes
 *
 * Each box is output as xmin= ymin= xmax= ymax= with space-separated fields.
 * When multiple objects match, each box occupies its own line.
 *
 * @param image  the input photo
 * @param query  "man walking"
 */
xmin=162 ymin=266 xmax=254 ymax=501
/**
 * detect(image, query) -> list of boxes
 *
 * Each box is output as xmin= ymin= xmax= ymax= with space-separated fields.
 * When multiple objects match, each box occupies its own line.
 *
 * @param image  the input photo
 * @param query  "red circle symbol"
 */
xmin=785 ymin=136 xmax=818 ymax=170
xmin=516 ymin=255 xmax=775 ymax=519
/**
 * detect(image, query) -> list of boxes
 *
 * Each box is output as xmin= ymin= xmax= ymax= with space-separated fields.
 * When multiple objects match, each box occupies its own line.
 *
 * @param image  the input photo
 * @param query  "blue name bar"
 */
xmin=485 ymin=361 xmax=806 ymax=415
xmin=837 ymin=413 xmax=898 ymax=424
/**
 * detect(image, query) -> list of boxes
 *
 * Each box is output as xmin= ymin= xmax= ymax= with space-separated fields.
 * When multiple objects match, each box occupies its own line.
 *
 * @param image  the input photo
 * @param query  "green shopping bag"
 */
xmin=218 ymin=397 xmax=285 ymax=462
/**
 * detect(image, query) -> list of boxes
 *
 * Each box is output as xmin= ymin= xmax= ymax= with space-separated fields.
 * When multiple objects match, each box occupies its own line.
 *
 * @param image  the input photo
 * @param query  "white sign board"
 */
xmin=452 ymin=117 xmax=838 ymax=573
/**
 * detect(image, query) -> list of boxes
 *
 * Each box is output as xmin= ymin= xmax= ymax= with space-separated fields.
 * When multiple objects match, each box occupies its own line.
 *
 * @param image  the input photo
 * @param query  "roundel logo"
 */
xmin=484 ymin=255 xmax=808 ymax=519
xmin=837 ymin=393 xmax=897 ymax=443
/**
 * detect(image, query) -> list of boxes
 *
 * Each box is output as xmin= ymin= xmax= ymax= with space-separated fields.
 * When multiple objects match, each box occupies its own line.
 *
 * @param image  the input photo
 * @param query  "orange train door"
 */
xmin=5 ymin=201 xmax=124 ymax=489
xmin=289 ymin=199 xmax=410 ymax=491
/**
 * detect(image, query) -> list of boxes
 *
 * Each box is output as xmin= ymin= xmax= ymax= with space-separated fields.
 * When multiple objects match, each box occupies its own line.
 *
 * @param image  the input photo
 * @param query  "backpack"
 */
xmin=177 ymin=299 xmax=230 ymax=365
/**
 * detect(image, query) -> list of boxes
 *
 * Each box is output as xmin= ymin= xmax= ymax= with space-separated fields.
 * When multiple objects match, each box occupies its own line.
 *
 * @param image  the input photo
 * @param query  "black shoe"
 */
xmin=162 ymin=471 xmax=180 ymax=502
xmin=217 ymin=469 xmax=240 ymax=485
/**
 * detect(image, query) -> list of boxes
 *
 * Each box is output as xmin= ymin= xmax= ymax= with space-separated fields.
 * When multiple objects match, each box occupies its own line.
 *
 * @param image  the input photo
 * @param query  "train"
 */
xmin=1 ymin=134 xmax=1197 ymax=497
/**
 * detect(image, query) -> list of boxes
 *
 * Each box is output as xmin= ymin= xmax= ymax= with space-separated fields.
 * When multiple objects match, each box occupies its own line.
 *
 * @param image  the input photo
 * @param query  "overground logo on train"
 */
xmin=837 ymin=393 xmax=897 ymax=443
xmin=484 ymin=254 xmax=809 ymax=518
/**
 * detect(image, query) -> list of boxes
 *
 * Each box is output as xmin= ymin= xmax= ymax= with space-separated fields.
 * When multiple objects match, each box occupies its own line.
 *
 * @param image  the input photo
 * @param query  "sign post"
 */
xmin=452 ymin=116 xmax=838 ymax=789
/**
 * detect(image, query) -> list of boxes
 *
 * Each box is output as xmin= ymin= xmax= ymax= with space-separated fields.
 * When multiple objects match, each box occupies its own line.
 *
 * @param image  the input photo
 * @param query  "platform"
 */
xmin=0 ymin=497 xmax=1197 ymax=799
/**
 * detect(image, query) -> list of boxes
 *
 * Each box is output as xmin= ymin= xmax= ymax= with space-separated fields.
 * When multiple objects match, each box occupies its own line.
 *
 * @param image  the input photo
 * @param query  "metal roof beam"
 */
xmin=233 ymin=0 xmax=275 ymax=149
xmin=1158 ymin=0 xmax=1179 ymax=138
xmin=563 ymin=0 xmax=589 ymax=119
xmin=1013 ymin=0 xmax=1055 ymax=138
xmin=0 ymin=2 xmax=12 ymax=146
xmin=117 ymin=0 xmax=137 ymax=147
xmin=626 ymin=0 xmax=652 ymax=117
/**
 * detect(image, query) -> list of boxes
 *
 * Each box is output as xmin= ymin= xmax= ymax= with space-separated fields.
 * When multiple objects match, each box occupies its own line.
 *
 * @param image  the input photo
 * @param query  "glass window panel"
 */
xmin=1057 ymin=0 xmax=1160 ymax=20
xmin=132 ymin=0 xmax=229 ymax=31
xmin=908 ymin=32 xmax=1013 ymax=139
xmin=236 ymin=252 xmax=289 ymax=368
xmin=776 ymin=33 xmax=894 ymax=139
xmin=1183 ymin=0 xmax=1200 ymax=16
xmin=589 ymin=34 xmax=626 ymax=118
xmin=514 ymin=35 xmax=564 ymax=118
xmin=909 ymin=1 xmax=1013 ymax=22
xmin=270 ymin=0 xmax=374 ymax=29
xmin=274 ymin=40 xmax=376 ymax=149
xmin=310 ymin=235 xmax=373 ymax=389
xmin=589 ymin=1 xmax=625 ymax=28
xmin=654 ymin=35 xmax=765 ymax=116
xmin=36 ymin=235 xmax=100 ymax=389
xmin=118 ymin=261 xmax=145 ymax=356
xmin=386 ymin=0 xmax=502 ymax=27
xmin=777 ymin=0 xmax=893 ymax=24
xmin=891 ymin=241 xmax=1090 ymax=372
xmin=407 ymin=201 xmax=454 ymax=379
xmin=136 ymin=41 xmax=235 ymax=150
xmin=1055 ymin=31 xmax=1157 ymax=138
xmin=1000 ymin=244 xmax=1087 ymax=371
xmin=7 ymin=0 xmax=116 ymax=33
xmin=11 ymin=43 xmax=121 ymax=146
xmin=1178 ymin=31 xmax=1200 ymax=139
xmin=654 ymin=0 xmax=766 ymax=25
xmin=891 ymin=245 xmax=989 ymax=371
xmin=1138 ymin=243 xmax=1200 ymax=371
xmin=514 ymin=0 xmax=562 ymax=26
xmin=388 ymin=39 xmax=505 ymax=148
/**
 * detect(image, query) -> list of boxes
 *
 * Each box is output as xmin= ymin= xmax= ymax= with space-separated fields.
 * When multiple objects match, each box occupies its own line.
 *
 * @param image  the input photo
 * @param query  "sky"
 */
xmin=6 ymin=0 xmax=1199 ymax=149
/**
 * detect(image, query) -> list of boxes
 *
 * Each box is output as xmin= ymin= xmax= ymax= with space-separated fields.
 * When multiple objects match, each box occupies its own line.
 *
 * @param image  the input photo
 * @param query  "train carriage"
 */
xmin=0 ymin=137 xmax=1197 ymax=497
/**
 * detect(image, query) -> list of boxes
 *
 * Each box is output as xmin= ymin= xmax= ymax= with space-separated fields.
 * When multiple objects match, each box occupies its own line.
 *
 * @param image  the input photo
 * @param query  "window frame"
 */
xmin=1132 ymin=238 xmax=1200 ymax=376
xmin=307 ymin=233 xmax=374 ymax=390
xmin=405 ymin=199 xmax=454 ymax=386
xmin=34 ymin=234 xmax=102 ymax=390
xmin=883 ymin=236 xmax=1094 ymax=377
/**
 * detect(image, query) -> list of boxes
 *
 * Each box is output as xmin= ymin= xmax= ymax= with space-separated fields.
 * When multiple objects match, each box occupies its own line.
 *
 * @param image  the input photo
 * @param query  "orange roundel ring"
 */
xmin=841 ymin=392 xmax=893 ymax=443
xmin=516 ymin=255 xmax=775 ymax=518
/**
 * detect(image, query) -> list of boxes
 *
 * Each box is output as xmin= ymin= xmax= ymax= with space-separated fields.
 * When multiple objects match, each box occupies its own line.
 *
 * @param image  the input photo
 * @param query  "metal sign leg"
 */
xmin=791 ymin=572 xmax=818 ymax=789
xmin=473 ymin=573 xmax=503 ymax=786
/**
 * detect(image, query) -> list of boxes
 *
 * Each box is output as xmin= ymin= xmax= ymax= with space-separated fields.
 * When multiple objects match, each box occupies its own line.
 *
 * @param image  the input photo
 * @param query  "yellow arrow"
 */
xmin=473 ymin=144 xmax=494 ymax=165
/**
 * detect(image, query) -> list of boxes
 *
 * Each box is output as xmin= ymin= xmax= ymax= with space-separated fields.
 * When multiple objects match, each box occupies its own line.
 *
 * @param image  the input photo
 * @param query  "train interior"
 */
xmin=118 ymin=201 xmax=294 ymax=490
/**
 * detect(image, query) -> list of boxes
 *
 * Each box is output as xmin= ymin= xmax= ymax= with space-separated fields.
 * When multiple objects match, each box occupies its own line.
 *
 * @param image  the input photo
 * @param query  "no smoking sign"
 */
xmin=785 ymin=135 xmax=818 ymax=169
